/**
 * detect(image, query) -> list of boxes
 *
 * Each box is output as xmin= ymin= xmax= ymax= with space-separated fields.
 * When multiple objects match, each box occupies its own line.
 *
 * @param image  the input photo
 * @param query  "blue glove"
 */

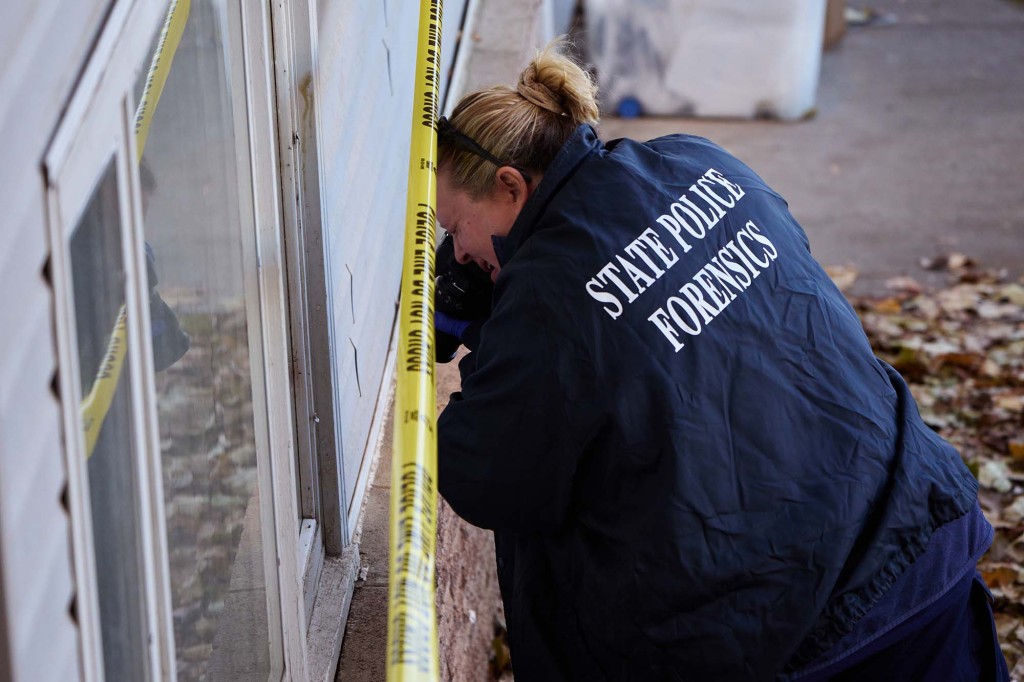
xmin=435 ymin=310 xmax=472 ymax=339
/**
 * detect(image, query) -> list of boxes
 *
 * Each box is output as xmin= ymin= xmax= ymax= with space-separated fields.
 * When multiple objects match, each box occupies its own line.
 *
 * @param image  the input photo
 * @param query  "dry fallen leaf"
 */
xmin=920 ymin=252 xmax=976 ymax=272
xmin=885 ymin=276 xmax=923 ymax=295
xmin=994 ymin=394 xmax=1024 ymax=413
xmin=1004 ymin=497 xmax=1024 ymax=524
xmin=983 ymin=563 xmax=1024 ymax=589
xmin=980 ymin=460 xmax=1014 ymax=493
xmin=999 ymin=283 xmax=1024 ymax=307
xmin=871 ymin=297 xmax=904 ymax=314
xmin=825 ymin=264 xmax=858 ymax=292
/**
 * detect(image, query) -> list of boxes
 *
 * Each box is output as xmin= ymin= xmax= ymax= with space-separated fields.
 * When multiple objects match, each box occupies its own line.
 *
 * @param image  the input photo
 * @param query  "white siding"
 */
xmin=0 ymin=182 xmax=82 ymax=682
xmin=0 ymin=1 xmax=113 ymax=680
xmin=316 ymin=0 xmax=468 ymax=525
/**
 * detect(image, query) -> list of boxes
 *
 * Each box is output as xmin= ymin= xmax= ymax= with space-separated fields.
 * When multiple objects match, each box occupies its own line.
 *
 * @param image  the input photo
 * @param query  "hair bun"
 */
xmin=440 ymin=38 xmax=600 ymax=196
xmin=515 ymin=41 xmax=599 ymax=125
xmin=517 ymin=65 xmax=565 ymax=116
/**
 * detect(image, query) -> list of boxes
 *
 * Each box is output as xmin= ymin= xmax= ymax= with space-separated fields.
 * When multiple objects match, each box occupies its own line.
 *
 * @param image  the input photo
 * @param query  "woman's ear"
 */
xmin=494 ymin=166 xmax=529 ymax=206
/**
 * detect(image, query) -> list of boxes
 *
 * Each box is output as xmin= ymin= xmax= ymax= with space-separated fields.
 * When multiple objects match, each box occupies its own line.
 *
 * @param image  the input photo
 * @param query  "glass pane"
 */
xmin=134 ymin=1 xmax=275 ymax=678
xmin=70 ymin=160 xmax=150 ymax=682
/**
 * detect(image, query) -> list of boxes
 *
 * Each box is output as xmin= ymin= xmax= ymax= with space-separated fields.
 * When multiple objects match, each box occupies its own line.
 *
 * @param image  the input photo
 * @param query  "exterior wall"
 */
xmin=0 ymin=2 xmax=114 ymax=681
xmin=435 ymin=361 xmax=505 ymax=682
xmin=315 ymin=0 xmax=418 ymax=533
xmin=314 ymin=0 xmax=468 ymax=534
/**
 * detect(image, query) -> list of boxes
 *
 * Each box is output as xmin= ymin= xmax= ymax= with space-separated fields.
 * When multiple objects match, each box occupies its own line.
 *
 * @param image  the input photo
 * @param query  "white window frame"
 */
xmin=233 ymin=0 xmax=311 ymax=676
xmin=44 ymin=0 xmax=310 ymax=678
xmin=45 ymin=1 xmax=178 ymax=677
xmin=267 ymin=0 xmax=335 ymax=620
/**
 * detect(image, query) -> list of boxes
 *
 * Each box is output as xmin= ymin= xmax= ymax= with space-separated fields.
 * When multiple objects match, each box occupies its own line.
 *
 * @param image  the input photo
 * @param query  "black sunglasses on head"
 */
xmin=437 ymin=116 xmax=533 ymax=186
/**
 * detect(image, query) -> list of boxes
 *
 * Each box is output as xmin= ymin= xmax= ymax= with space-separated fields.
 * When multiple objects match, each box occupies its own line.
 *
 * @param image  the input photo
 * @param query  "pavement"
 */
xmin=599 ymin=0 xmax=1024 ymax=295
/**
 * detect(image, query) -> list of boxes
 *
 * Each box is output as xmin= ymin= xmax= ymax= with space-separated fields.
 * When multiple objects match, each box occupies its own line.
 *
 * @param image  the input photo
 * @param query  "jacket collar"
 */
xmin=492 ymin=124 xmax=602 ymax=266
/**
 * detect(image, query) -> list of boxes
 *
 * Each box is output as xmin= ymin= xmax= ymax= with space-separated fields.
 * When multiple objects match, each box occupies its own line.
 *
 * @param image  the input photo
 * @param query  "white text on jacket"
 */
xmin=583 ymin=168 xmax=780 ymax=351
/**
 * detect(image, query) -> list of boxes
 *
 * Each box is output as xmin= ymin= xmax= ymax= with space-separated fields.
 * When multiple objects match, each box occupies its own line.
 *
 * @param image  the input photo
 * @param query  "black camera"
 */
xmin=434 ymin=231 xmax=493 ymax=362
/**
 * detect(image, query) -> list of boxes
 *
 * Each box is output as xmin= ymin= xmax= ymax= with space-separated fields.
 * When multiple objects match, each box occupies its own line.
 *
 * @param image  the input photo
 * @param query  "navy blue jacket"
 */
xmin=436 ymin=125 xmax=977 ymax=680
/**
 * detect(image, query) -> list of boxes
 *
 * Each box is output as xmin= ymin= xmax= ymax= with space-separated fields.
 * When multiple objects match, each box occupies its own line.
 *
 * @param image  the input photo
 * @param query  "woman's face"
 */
xmin=437 ymin=167 xmax=533 ymax=282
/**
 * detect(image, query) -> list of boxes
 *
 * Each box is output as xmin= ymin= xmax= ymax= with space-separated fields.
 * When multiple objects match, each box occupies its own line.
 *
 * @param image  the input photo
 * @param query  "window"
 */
xmin=70 ymin=156 xmax=153 ymax=682
xmin=133 ymin=0 xmax=279 ymax=677
xmin=46 ymin=1 xmax=304 ymax=678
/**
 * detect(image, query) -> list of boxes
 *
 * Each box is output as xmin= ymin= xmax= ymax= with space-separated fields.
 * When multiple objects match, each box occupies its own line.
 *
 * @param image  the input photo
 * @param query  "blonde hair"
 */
xmin=440 ymin=40 xmax=599 ymax=197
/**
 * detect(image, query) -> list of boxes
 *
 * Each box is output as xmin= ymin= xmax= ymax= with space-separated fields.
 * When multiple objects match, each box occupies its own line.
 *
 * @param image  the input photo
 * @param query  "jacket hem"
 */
xmin=783 ymin=479 xmax=978 ymax=671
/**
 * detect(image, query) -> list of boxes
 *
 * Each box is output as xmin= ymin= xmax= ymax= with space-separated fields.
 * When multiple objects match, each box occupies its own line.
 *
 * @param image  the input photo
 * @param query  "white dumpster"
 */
xmin=585 ymin=0 xmax=828 ymax=120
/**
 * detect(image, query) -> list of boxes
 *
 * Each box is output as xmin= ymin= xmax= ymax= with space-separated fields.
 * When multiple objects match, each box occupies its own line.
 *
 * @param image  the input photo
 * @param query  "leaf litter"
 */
xmin=835 ymin=254 xmax=1024 ymax=675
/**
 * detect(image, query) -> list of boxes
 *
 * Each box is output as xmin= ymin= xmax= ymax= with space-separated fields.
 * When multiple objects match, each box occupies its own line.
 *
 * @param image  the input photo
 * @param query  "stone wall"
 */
xmin=435 ymin=356 xmax=506 ymax=681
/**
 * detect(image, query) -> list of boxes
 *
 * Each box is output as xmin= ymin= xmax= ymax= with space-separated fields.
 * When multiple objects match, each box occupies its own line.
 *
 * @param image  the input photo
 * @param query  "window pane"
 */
xmin=69 ymin=159 xmax=150 ymax=682
xmin=135 ymin=0 xmax=275 ymax=678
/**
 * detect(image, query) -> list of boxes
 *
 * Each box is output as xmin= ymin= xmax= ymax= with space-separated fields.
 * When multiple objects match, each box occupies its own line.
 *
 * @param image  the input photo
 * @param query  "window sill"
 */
xmin=306 ymin=544 xmax=361 ymax=682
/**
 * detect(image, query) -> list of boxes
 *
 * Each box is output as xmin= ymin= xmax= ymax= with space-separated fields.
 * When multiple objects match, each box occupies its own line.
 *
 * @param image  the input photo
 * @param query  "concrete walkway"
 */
xmin=601 ymin=0 xmax=1024 ymax=294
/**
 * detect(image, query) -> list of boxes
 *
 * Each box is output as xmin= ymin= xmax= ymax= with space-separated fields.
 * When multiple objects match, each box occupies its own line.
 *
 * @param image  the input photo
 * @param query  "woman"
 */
xmin=434 ymin=43 xmax=1007 ymax=681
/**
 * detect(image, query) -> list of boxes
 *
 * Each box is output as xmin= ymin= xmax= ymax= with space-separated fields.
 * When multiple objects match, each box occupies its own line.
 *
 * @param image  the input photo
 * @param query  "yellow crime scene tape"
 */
xmin=80 ymin=0 xmax=190 ymax=457
xmin=387 ymin=0 xmax=444 ymax=679
xmin=133 ymin=0 xmax=191 ymax=163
